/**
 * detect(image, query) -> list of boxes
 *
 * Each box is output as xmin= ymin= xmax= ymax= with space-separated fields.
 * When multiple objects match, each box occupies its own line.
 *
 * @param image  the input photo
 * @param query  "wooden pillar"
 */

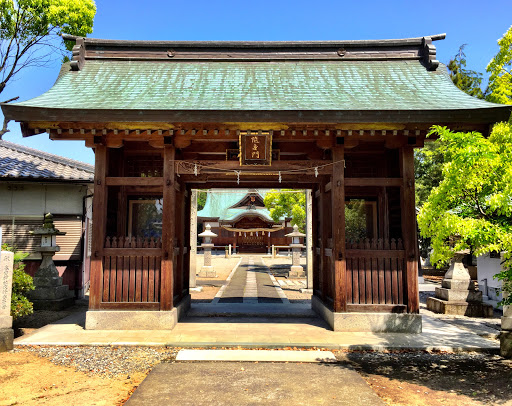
xmin=305 ymin=189 xmax=313 ymax=289
xmin=332 ymin=146 xmax=346 ymax=312
xmin=189 ymin=189 xmax=197 ymax=288
xmin=400 ymin=147 xmax=420 ymax=313
xmin=176 ymin=183 xmax=185 ymax=302
xmin=319 ymin=179 xmax=328 ymax=301
xmin=89 ymin=145 xmax=107 ymax=310
xmin=160 ymin=144 xmax=176 ymax=310
xmin=378 ymin=187 xmax=390 ymax=240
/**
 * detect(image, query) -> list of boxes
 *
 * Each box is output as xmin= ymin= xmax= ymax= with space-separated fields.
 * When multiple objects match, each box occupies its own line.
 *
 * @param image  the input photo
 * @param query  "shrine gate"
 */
xmin=2 ymin=34 xmax=510 ymax=332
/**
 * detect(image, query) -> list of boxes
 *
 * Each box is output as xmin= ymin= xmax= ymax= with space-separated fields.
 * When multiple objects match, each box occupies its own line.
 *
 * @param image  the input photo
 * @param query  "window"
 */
xmin=345 ymin=199 xmax=377 ymax=241
xmin=127 ymin=198 xmax=163 ymax=238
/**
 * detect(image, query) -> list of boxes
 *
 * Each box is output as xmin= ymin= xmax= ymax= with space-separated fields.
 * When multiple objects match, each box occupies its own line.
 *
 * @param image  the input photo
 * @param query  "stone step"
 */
xmin=176 ymin=349 xmax=336 ymax=362
xmin=188 ymin=303 xmax=317 ymax=318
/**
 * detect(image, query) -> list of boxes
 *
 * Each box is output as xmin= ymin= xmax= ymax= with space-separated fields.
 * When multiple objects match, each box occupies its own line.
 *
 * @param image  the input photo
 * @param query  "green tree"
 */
xmin=264 ymin=190 xmax=306 ymax=232
xmin=417 ymin=123 xmax=512 ymax=304
xmin=0 ymin=0 xmax=96 ymax=136
xmin=447 ymin=44 xmax=485 ymax=99
xmin=487 ymin=26 xmax=512 ymax=105
xmin=2 ymin=244 xmax=34 ymax=319
xmin=197 ymin=190 xmax=207 ymax=211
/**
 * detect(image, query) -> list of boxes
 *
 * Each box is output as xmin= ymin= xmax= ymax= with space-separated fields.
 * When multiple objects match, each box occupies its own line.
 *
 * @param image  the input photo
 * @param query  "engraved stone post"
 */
xmin=198 ymin=224 xmax=217 ymax=278
xmin=189 ymin=189 xmax=198 ymax=288
xmin=286 ymin=224 xmax=306 ymax=278
xmin=0 ymin=250 xmax=14 ymax=351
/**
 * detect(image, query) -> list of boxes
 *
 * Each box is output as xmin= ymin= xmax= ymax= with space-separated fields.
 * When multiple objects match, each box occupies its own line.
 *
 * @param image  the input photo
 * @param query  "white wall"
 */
xmin=477 ymin=253 xmax=503 ymax=301
xmin=0 ymin=183 xmax=86 ymax=216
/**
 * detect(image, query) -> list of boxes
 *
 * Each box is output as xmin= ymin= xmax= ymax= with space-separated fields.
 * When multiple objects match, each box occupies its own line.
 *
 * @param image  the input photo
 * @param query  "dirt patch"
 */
xmin=0 ymin=351 xmax=144 ymax=406
xmin=336 ymin=351 xmax=512 ymax=406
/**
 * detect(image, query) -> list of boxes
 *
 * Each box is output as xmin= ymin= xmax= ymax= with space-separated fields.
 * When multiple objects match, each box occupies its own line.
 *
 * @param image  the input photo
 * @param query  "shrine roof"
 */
xmin=0 ymin=140 xmax=94 ymax=181
xmin=197 ymin=190 xmax=275 ymax=222
xmin=2 ymin=35 xmax=511 ymax=125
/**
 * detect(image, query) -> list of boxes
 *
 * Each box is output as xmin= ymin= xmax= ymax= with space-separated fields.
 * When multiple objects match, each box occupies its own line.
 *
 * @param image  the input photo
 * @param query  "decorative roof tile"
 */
xmin=0 ymin=140 xmax=94 ymax=181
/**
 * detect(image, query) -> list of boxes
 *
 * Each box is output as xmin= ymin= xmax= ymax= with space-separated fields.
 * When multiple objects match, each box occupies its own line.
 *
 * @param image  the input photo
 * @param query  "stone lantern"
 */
xmin=28 ymin=213 xmax=75 ymax=310
xmin=198 ymin=223 xmax=218 ymax=277
xmin=285 ymin=224 xmax=306 ymax=278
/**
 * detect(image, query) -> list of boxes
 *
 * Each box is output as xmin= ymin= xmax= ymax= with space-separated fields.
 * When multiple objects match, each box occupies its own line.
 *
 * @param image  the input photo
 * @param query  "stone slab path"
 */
xmin=125 ymin=362 xmax=386 ymax=406
xmin=175 ymin=349 xmax=337 ymax=362
xmin=217 ymin=256 xmax=284 ymax=304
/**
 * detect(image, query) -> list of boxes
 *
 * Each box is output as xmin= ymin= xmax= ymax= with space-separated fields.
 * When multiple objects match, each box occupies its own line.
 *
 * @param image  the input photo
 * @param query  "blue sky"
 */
xmin=1 ymin=0 xmax=511 ymax=165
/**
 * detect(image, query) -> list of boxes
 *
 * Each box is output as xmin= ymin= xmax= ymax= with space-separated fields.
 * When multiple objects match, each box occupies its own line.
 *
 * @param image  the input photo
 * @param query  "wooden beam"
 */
xmin=105 ymin=177 xmax=164 ymax=186
xmin=400 ymin=147 xmax=420 ymax=313
xmin=89 ymin=145 xmax=107 ymax=309
xmin=332 ymin=146 xmax=346 ymax=312
xmin=160 ymin=145 xmax=176 ymax=311
xmin=345 ymin=177 xmax=402 ymax=187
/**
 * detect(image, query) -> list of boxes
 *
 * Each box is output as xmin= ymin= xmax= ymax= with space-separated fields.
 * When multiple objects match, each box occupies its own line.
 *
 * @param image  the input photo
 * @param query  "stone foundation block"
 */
xmin=199 ymin=266 xmax=216 ymax=278
xmin=0 ymin=328 xmax=14 ymax=352
xmin=288 ymin=266 xmax=305 ymax=278
xmin=441 ymin=279 xmax=475 ymax=290
xmin=312 ymin=296 xmax=422 ymax=333
xmin=86 ymin=295 xmax=191 ymax=330
xmin=28 ymin=285 xmax=72 ymax=301
xmin=435 ymin=287 xmax=482 ymax=302
xmin=33 ymin=276 xmax=63 ymax=287
xmin=0 ymin=315 xmax=13 ymax=329
xmin=500 ymin=331 xmax=512 ymax=358
xmin=502 ymin=316 xmax=512 ymax=331
xmin=427 ymin=297 xmax=494 ymax=317
xmin=31 ymin=296 xmax=75 ymax=311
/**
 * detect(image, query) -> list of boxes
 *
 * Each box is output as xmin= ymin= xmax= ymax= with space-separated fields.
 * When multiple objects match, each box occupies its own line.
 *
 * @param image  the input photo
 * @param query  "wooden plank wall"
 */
xmin=345 ymin=238 xmax=406 ymax=309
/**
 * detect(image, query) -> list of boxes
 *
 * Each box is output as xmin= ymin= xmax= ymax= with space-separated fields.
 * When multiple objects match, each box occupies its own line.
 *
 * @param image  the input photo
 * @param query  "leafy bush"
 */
xmin=2 ymin=244 xmax=34 ymax=319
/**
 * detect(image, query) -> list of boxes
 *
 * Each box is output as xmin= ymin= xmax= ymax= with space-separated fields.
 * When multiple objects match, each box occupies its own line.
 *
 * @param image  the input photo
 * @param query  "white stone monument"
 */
xmin=198 ymin=224 xmax=217 ymax=277
xmin=502 ymin=292 xmax=512 ymax=358
xmin=0 ymin=250 xmax=14 ymax=352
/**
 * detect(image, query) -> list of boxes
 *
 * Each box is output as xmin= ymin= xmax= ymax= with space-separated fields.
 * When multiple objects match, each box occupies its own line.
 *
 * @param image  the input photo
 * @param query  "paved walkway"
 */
xmin=215 ymin=256 xmax=286 ymax=304
xmin=14 ymin=309 xmax=499 ymax=352
xmin=125 ymin=362 xmax=386 ymax=406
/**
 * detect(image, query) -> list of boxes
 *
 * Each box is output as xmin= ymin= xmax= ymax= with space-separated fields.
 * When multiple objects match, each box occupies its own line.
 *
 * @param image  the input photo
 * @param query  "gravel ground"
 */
xmin=336 ymin=350 xmax=512 ymax=406
xmin=13 ymin=346 xmax=179 ymax=378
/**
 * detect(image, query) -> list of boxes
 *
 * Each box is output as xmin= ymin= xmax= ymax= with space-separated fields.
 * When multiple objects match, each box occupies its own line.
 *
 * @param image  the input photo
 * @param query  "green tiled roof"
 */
xmin=197 ymin=190 xmax=274 ymax=222
xmin=13 ymin=60 xmax=502 ymax=111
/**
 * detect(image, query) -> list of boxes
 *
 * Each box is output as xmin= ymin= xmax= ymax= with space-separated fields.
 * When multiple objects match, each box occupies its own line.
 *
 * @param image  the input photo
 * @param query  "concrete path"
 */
xmin=125 ymin=362 xmax=386 ymax=406
xmin=176 ymin=349 xmax=337 ymax=362
xmin=14 ymin=310 xmax=499 ymax=352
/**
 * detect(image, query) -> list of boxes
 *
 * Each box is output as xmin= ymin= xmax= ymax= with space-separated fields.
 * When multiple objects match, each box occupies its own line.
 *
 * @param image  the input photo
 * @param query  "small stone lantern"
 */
xmin=198 ymin=223 xmax=218 ymax=277
xmin=28 ymin=213 xmax=74 ymax=310
xmin=285 ymin=224 xmax=306 ymax=278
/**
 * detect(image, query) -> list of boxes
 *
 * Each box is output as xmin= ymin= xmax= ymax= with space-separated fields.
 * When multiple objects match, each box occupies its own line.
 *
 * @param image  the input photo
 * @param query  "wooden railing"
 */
xmin=345 ymin=238 xmax=406 ymax=311
xmin=101 ymin=236 xmax=162 ymax=308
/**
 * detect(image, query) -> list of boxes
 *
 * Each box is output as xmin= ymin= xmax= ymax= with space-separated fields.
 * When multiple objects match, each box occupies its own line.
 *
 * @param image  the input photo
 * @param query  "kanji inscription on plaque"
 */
xmin=239 ymin=131 xmax=272 ymax=166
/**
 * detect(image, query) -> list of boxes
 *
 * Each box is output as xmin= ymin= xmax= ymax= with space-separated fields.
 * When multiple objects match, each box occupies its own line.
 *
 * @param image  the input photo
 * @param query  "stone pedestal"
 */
xmin=288 ymin=244 xmax=305 ymax=278
xmin=501 ymin=296 xmax=512 ymax=358
xmin=427 ymin=252 xmax=493 ymax=317
xmin=0 ymin=251 xmax=14 ymax=352
xmin=199 ymin=243 xmax=216 ymax=277
xmin=28 ymin=251 xmax=74 ymax=311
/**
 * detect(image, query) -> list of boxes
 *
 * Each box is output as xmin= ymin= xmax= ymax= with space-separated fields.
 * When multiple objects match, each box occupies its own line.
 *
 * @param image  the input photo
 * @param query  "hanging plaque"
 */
xmin=239 ymin=131 xmax=272 ymax=166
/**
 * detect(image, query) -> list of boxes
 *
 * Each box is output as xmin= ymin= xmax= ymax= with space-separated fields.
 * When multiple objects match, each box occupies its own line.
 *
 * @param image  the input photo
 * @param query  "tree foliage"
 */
xmin=0 ymin=0 xmax=96 ymax=137
xmin=263 ymin=190 xmax=305 ymax=232
xmin=0 ymin=0 xmax=96 ymax=95
xmin=2 ymin=244 xmax=34 ymax=319
xmin=487 ymin=25 xmax=512 ymax=105
xmin=417 ymin=123 xmax=512 ymax=304
xmin=447 ymin=44 xmax=484 ymax=99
